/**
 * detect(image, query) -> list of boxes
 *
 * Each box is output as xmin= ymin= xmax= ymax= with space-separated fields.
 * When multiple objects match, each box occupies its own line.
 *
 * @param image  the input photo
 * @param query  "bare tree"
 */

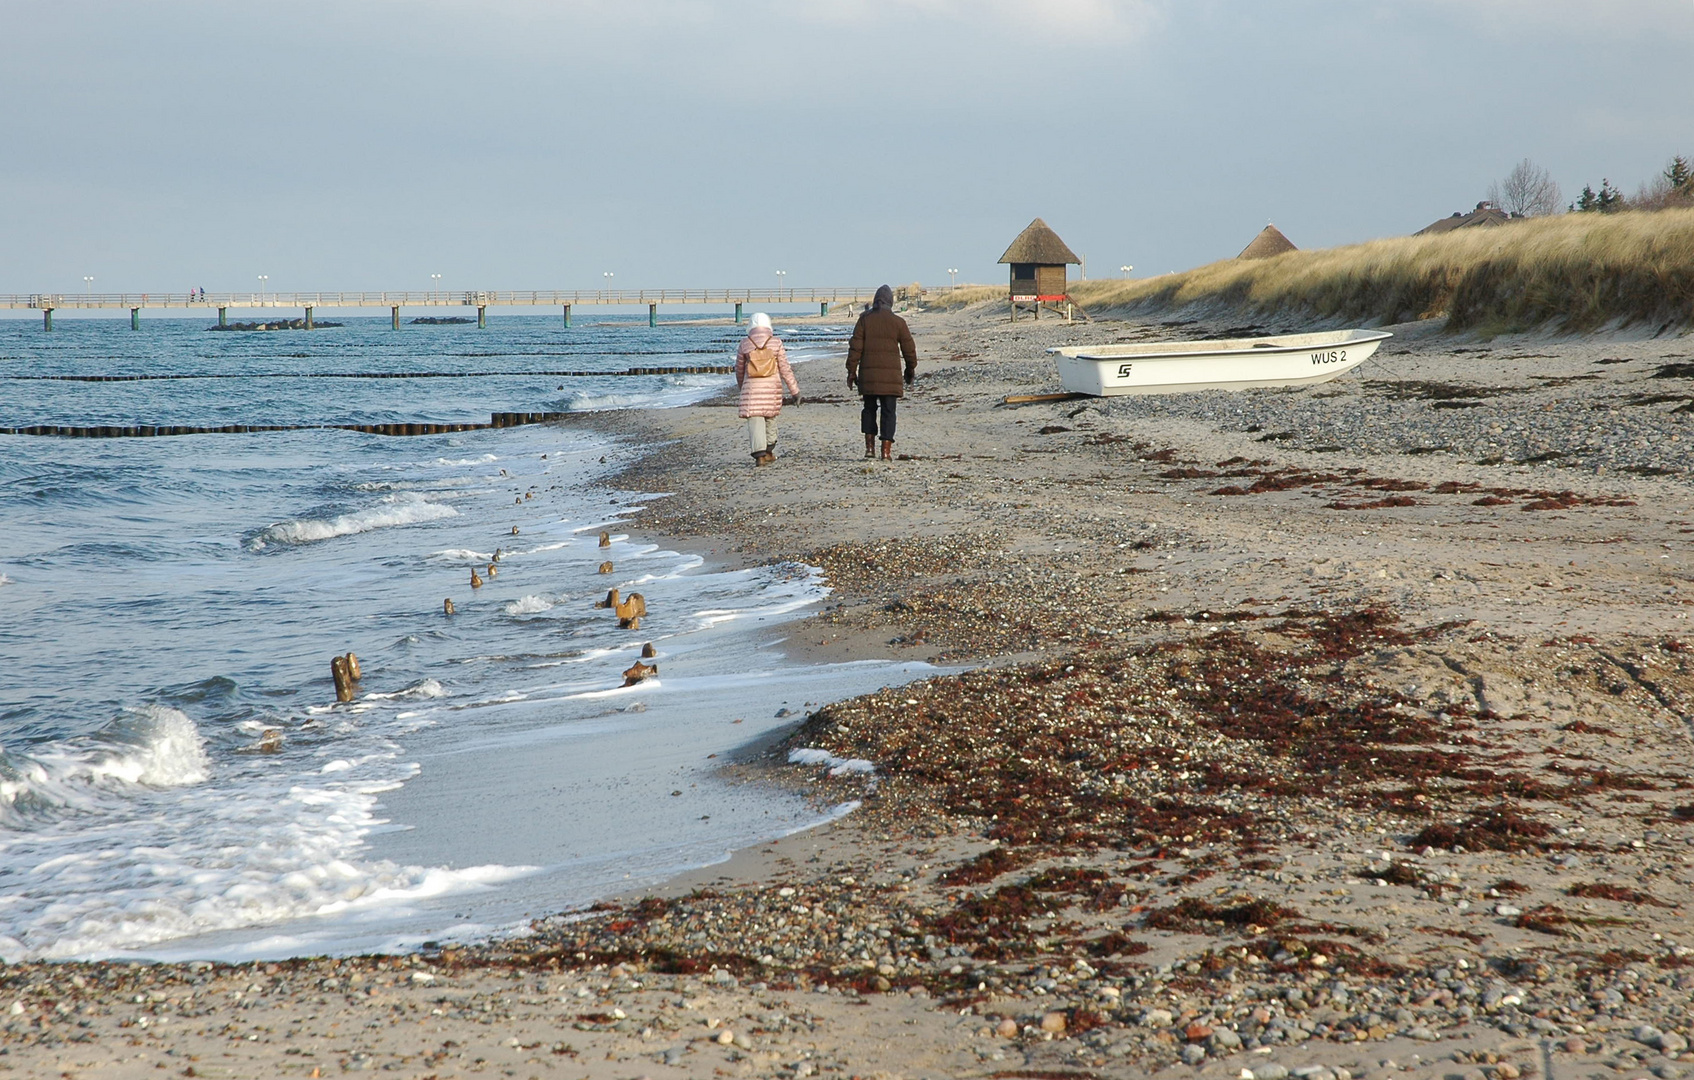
xmin=1633 ymin=155 xmax=1694 ymax=212
xmin=1488 ymin=158 xmax=1563 ymax=217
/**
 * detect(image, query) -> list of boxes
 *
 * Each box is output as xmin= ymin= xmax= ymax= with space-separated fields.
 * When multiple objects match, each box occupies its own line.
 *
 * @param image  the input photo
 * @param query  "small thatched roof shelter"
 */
xmin=1238 ymin=224 xmax=1298 ymax=260
xmin=1415 ymin=201 xmax=1511 ymax=236
xmin=999 ymin=218 xmax=1081 ymax=267
xmin=999 ymin=218 xmax=1080 ymax=304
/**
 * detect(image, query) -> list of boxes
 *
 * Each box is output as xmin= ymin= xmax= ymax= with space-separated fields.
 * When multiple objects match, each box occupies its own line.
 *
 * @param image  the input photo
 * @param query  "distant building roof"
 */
xmin=1415 ymin=201 xmax=1511 ymax=236
xmin=1237 ymin=224 xmax=1298 ymax=260
xmin=998 ymin=218 xmax=1080 ymax=265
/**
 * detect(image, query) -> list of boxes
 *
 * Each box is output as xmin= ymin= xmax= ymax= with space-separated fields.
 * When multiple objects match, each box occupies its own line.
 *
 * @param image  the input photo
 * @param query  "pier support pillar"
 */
xmin=648 ymin=303 xmax=657 ymax=328
xmin=477 ymin=305 xmax=487 ymax=329
xmin=131 ymin=308 xmax=140 ymax=330
xmin=734 ymin=302 xmax=742 ymax=324
xmin=218 ymin=307 xmax=227 ymax=328
xmin=392 ymin=306 xmax=400 ymax=330
xmin=43 ymin=308 xmax=53 ymax=331
xmin=304 ymin=306 xmax=314 ymax=330
xmin=562 ymin=304 xmax=571 ymax=327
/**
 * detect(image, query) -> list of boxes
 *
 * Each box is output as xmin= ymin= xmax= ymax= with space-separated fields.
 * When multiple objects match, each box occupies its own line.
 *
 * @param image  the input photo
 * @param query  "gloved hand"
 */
xmin=904 ymin=372 xmax=915 ymax=386
xmin=847 ymin=377 xmax=857 ymax=391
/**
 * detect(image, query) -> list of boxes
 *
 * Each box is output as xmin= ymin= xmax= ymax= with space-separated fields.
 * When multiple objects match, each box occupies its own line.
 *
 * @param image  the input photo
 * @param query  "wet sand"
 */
xmin=12 ymin=304 xmax=1694 ymax=1079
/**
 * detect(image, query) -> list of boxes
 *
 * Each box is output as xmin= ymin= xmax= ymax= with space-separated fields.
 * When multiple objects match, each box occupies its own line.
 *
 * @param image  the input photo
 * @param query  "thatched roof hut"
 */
xmin=999 ymin=218 xmax=1080 ymax=303
xmin=1238 ymin=224 xmax=1298 ymax=260
xmin=1415 ymin=201 xmax=1510 ymax=236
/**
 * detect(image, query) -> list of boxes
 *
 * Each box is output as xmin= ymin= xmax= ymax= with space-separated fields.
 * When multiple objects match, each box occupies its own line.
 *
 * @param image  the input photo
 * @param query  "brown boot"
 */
xmin=755 ymin=450 xmax=774 ymax=466
xmin=880 ymin=440 xmax=893 ymax=461
xmin=863 ymin=432 xmax=875 ymax=459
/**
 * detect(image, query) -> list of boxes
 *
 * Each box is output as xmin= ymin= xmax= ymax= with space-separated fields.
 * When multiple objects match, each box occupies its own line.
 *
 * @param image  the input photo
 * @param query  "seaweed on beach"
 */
xmin=1142 ymin=897 xmax=1302 ymax=934
xmin=1567 ymin=882 xmax=1669 ymax=906
xmin=1366 ymin=380 xmax=1513 ymax=402
xmin=1210 ymin=470 xmax=1344 ymax=496
xmin=1325 ymin=495 xmax=1418 ymax=510
xmin=1410 ymin=806 xmax=1554 ymax=852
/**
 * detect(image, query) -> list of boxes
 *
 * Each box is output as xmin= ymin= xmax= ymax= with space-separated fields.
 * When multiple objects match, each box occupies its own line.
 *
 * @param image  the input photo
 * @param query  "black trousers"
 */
xmin=860 ymin=395 xmax=897 ymax=441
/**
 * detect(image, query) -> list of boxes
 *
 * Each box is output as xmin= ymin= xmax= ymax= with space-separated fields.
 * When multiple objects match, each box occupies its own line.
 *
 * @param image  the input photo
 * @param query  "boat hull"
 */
xmin=1047 ymin=329 xmax=1390 ymax=396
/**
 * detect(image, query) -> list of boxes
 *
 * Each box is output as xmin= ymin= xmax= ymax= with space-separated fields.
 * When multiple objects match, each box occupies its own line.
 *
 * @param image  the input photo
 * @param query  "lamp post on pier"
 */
xmin=431 ymin=273 xmax=441 ymax=296
xmin=83 ymin=276 xmax=93 ymax=294
xmin=775 ymin=269 xmax=786 ymax=298
xmin=258 ymin=275 xmax=269 ymax=303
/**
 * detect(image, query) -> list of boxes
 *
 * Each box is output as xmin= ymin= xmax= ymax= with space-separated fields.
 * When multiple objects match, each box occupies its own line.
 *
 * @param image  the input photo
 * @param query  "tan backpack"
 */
xmin=745 ymin=340 xmax=778 ymax=379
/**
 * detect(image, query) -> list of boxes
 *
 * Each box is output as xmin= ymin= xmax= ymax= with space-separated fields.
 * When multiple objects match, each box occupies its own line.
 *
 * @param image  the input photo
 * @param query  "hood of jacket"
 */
xmin=746 ymin=326 xmax=773 ymax=348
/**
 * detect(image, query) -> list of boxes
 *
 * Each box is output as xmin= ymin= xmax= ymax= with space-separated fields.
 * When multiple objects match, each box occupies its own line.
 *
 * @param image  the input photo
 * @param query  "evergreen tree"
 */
xmin=1573 ymin=179 xmax=1625 ymax=213
xmin=1668 ymin=155 xmax=1693 ymax=194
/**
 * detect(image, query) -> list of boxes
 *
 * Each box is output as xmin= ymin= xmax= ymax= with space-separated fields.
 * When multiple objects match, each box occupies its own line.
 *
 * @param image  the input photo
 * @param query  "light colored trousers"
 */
xmin=746 ymin=415 xmax=778 ymax=452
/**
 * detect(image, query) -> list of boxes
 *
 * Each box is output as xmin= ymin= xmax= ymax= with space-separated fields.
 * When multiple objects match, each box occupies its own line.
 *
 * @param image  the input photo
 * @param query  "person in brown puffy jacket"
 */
xmin=845 ymin=284 xmax=918 ymax=460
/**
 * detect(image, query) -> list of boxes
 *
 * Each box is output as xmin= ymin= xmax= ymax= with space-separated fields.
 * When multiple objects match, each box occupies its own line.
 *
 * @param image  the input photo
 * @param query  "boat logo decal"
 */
xmin=1310 ymin=349 xmax=1348 ymax=365
xmin=1116 ymin=363 xmax=1134 ymax=377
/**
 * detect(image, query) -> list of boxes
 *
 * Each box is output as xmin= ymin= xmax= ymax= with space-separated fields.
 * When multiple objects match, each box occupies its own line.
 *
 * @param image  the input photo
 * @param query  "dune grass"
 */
xmin=1065 ymin=208 xmax=1694 ymax=334
xmin=920 ymin=284 xmax=1005 ymax=311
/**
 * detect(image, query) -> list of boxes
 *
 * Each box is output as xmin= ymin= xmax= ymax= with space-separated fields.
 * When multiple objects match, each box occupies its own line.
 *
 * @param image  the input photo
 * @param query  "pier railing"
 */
xmin=2 ymin=288 xmax=882 ymax=311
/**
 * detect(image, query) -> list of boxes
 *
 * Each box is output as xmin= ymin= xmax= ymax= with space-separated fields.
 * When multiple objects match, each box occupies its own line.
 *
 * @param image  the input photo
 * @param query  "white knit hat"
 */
xmin=749 ymin=312 xmax=772 ymax=330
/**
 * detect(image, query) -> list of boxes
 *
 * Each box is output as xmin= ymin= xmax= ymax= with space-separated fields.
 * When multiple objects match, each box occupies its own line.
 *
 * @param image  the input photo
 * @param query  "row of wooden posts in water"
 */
xmin=324 ymin=526 xmax=659 ymax=718
xmin=591 ymin=528 xmax=660 ymax=684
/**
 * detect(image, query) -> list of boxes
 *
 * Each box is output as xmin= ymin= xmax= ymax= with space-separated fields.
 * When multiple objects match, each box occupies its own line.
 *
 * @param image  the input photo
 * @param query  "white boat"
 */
xmin=1046 ymin=328 xmax=1391 ymax=396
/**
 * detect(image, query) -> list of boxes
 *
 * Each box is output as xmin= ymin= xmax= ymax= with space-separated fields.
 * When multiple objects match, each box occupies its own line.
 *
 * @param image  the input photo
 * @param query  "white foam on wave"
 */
xmin=0 ymin=750 xmax=479 ymax=961
xmin=432 ymin=547 xmax=492 ymax=562
xmin=0 ymin=706 xmax=209 ymax=826
xmin=250 ymin=492 xmax=457 ymax=549
xmin=788 ymin=747 xmax=876 ymax=776
xmin=359 ymin=679 xmax=449 ymax=702
xmin=503 ymin=594 xmax=564 ymax=616
xmin=553 ymin=385 xmax=716 ymax=412
xmin=0 ymin=574 xmax=10 ymax=587
xmin=433 ymin=454 xmax=500 ymax=467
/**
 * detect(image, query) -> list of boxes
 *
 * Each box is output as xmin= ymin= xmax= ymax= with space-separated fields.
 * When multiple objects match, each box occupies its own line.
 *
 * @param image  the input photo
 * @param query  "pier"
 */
xmin=2 ymin=287 xmax=884 ymax=330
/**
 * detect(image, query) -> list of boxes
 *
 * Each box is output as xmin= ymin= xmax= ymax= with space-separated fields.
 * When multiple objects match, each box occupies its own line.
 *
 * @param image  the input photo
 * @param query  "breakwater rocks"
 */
xmin=411 ymin=316 xmax=473 ymax=325
xmin=207 ymin=319 xmax=343 ymax=331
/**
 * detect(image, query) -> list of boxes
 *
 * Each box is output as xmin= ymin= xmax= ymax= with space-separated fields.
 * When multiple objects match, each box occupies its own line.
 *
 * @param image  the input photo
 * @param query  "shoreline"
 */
xmin=11 ymin=304 xmax=1694 ymax=1079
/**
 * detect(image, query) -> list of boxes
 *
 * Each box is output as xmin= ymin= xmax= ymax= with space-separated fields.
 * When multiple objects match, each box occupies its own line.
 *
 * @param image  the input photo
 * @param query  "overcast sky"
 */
xmin=3 ymin=0 xmax=1691 ymax=298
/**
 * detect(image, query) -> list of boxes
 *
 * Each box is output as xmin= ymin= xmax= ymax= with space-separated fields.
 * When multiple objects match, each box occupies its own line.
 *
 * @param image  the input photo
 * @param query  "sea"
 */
xmin=0 ymin=312 xmax=932 ymax=963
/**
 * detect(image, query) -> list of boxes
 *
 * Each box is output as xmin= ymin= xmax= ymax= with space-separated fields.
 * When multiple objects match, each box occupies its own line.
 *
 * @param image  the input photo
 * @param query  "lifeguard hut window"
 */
xmin=1011 ymin=264 xmax=1036 ymax=281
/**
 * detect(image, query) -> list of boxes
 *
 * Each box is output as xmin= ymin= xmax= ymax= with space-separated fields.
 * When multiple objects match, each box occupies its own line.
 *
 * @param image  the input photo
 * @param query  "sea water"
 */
xmin=0 ymin=314 xmax=930 ymax=962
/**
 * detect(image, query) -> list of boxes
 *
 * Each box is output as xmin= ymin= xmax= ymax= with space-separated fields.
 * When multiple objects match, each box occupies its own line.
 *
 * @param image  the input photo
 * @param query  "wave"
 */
xmin=787 ymin=747 xmax=876 ymax=776
xmin=432 ymin=547 xmax=494 ymax=562
xmin=503 ymin=594 xmax=563 ymax=616
xmin=360 ymin=678 xmax=449 ymax=701
xmin=249 ymin=492 xmax=457 ymax=548
xmin=0 ymin=705 xmax=209 ymax=826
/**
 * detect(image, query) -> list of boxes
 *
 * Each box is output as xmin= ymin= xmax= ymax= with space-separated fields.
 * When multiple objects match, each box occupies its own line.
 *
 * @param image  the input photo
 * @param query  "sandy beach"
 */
xmin=11 ymin=303 xmax=1694 ymax=1080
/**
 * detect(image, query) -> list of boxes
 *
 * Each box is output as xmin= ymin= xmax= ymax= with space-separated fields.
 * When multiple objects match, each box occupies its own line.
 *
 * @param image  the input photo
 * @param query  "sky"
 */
xmin=2 ymin=0 xmax=1692 ymax=298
